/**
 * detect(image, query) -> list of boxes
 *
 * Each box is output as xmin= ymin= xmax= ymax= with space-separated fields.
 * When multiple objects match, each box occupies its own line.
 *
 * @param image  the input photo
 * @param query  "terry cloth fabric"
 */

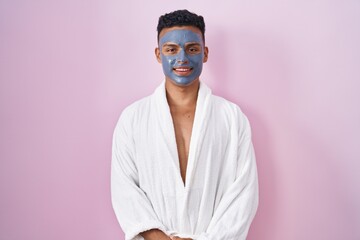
xmin=111 ymin=80 xmax=259 ymax=240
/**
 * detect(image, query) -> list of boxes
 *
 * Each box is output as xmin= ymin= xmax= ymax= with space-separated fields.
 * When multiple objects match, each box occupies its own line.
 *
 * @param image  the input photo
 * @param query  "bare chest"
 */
xmin=170 ymin=107 xmax=196 ymax=185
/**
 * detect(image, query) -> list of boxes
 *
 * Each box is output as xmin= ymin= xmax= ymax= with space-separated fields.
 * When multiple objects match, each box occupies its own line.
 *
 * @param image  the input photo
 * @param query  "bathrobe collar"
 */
xmin=153 ymin=80 xmax=213 ymax=189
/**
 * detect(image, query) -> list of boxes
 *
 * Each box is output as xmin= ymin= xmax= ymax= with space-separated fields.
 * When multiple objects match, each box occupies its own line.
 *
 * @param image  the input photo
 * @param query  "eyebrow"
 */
xmin=162 ymin=43 xmax=179 ymax=48
xmin=185 ymin=42 xmax=201 ymax=47
xmin=162 ymin=42 xmax=201 ymax=47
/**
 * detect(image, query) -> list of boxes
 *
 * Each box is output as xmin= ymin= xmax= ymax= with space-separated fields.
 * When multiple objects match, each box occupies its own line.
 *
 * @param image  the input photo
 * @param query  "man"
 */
xmin=111 ymin=9 xmax=259 ymax=240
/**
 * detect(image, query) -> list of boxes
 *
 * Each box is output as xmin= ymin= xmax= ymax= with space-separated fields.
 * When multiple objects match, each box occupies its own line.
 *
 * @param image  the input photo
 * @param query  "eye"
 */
xmin=187 ymin=46 xmax=201 ymax=54
xmin=163 ymin=47 xmax=178 ymax=54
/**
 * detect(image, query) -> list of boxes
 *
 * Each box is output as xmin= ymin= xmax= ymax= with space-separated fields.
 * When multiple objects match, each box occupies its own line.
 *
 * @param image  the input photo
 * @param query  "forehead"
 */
xmin=159 ymin=26 xmax=203 ymax=45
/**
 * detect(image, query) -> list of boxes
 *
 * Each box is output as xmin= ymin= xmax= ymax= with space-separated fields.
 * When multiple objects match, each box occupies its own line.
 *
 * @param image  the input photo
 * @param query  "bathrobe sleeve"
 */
xmin=111 ymin=109 xmax=168 ymax=240
xmin=197 ymin=109 xmax=259 ymax=240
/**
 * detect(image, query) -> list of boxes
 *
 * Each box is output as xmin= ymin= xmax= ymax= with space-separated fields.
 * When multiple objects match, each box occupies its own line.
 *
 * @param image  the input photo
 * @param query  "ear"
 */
xmin=155 ymin=47 xmax=162 ymax=63
xmin=203 ymin=46 xmax=209 ymax=63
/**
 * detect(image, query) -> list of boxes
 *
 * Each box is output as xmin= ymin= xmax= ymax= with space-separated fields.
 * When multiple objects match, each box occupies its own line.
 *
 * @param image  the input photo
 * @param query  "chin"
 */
xmin=170 ymin=78 xmax=199 ymax=87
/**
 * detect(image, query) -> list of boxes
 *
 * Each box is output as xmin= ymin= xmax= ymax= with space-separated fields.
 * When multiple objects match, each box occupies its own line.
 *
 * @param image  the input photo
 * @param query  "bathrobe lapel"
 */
xmin=154 ymin=80 xmax=212 ymax=189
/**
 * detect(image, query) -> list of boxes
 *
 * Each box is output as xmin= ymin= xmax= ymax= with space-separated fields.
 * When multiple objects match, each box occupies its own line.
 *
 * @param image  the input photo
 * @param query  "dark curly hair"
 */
xmin=157 ymin=9 xmax=205 ymax=42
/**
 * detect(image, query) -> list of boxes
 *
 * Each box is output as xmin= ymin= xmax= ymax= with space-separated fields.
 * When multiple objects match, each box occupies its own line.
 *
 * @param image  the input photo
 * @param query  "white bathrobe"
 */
xmin=111 ymin=81 xmax=259 ymax=240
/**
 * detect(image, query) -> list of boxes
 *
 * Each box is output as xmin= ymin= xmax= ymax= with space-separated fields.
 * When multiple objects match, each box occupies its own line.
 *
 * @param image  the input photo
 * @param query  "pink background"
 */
xmin=1 ymin=1 xmax=359 ymax=239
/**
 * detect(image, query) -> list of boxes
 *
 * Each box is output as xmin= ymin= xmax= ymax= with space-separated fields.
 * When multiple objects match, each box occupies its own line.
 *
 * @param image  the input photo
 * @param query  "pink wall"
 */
xmin=1 ymin=1 xmax=359 ymax=239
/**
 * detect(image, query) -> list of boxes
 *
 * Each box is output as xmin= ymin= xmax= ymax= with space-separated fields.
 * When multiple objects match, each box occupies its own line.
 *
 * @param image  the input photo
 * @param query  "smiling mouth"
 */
xmin=173 ymin=67 xmax=193 ymax=75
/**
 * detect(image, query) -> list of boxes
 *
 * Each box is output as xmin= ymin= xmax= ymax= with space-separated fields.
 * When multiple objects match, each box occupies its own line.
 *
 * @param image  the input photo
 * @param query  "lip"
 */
xmin=173 ymin=67 xmax=193 ymax=76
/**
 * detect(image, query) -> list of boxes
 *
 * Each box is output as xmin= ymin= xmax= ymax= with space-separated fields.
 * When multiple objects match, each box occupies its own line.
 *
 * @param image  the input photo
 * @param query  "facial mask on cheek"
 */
xmin=159 ymin=30 xmax=204 ymax=86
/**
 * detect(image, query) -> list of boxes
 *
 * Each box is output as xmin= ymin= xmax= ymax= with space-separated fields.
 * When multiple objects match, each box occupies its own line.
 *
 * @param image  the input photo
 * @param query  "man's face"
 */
xmin=156 ymin=26 xmax=208 ymax=86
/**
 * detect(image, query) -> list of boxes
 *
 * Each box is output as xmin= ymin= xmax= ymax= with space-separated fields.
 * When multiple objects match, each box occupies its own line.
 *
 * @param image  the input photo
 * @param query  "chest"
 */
xmin=170 ymin=105 xmax=195 ymax=144
xmin=133 ymin=102 xmax=237 ymax=190
xmin=170 ymin=106 xmax=196 ymax=183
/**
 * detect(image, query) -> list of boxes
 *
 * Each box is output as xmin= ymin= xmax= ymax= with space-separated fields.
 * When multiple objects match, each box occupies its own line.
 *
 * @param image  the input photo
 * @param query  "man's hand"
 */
xmin=170 ymin=237 xmax=193 ymax=240
xmin=140 ymin=229 xmax=171 ymax=240
xmin=140 ymin=228 xmax=193 ymax=240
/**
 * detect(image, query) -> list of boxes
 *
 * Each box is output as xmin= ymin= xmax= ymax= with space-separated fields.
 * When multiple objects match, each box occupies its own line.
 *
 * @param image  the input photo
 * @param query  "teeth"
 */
xmin=175 ymin=68 xmax=191 ymax=72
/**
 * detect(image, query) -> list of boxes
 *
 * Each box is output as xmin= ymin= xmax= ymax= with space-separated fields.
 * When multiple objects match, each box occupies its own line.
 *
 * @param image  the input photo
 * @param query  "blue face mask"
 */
xmin=159 ymin=29 xmax=205 ymax=86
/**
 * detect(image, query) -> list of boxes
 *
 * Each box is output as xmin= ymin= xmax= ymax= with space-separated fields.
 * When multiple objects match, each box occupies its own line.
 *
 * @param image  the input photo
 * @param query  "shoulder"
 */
xmin=210 ymin=94 xmax=252 ymax=139
xmin=113 ymin=95 xmax=152 ymax=134
xmin=211 ymin=94 xmax=248 ymax=122
xmin=121 ymin=96 xmax=151 ymax=120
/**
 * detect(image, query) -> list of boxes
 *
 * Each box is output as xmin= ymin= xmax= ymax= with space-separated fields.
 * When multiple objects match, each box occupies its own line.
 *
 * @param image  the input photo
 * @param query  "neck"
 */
xmin=165 ymin=79 xmax=200 ymax=108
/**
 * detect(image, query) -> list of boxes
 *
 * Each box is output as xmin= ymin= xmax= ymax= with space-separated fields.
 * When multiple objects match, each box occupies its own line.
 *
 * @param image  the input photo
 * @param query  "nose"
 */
xmin=177 ymin=48 xmax=189 ymax=64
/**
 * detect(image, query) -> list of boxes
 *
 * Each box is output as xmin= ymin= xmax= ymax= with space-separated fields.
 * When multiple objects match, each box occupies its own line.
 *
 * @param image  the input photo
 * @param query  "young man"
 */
xmin=111 ymin=10 xmax=259 ymax=240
